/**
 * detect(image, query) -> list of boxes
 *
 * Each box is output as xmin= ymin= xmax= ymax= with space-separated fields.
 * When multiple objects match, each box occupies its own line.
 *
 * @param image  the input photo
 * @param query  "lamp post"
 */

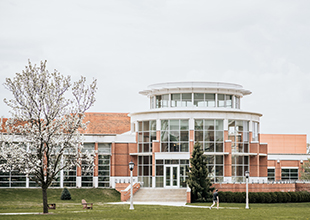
xmin=129 ymin=160 xmax=134 ymax=210
xmin=245 ymin=171 xmax=249 ymax=209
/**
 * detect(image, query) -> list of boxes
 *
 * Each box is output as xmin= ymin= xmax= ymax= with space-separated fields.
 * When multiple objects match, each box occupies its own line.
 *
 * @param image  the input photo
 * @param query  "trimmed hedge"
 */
xmin=216 ymin=191 xmax=310 ymax=203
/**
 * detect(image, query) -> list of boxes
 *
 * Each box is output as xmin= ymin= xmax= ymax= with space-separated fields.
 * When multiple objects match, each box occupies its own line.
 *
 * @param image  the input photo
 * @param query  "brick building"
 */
xmin=0 ymin=81 xmax=309 ymax=189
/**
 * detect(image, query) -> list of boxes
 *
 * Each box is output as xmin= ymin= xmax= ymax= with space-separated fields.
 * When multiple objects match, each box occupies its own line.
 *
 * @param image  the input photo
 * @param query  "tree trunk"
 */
xmin=42 ymin=186 xmax=48 ymax=214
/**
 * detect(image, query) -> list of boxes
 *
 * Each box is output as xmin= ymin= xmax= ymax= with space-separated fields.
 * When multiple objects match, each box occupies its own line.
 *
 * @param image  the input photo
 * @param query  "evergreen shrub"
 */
xmin=60 ymin=188 xmax=71 ymax=200
xmin=264 ymin=192 xmax=272 ymax=203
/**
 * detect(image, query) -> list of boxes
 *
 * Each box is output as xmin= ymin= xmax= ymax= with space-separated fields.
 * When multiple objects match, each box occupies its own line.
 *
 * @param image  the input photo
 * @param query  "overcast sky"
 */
xmin=0 ymin=0 xmax=309 ymax=142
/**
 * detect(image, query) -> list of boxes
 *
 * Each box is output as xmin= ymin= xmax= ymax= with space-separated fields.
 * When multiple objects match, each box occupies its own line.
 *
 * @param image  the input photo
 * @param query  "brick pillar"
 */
xmin=275 ymin=160 xmax=281 ymax=181
xmin=93 ymin=142 xmax=98 ymax=188
xmin=111 ymin=142 xmax=116 ymax=177
xmin=189 ymin=130 xmax=194 ymax=156
xmin=250 ymin=142 xmax=259 ymax=177
xmin=152 ymin=140 xmax=160 ymax=188
xmin=77 ymin=147 xmax=82 ymax=188
xmin=224 ymin=140 xmax=232 ymax=177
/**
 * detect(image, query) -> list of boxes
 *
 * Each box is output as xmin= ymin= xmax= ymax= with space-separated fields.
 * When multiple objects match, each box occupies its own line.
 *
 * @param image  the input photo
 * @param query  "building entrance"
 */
xmin=164 ymin=165 xmax=179 ymax=188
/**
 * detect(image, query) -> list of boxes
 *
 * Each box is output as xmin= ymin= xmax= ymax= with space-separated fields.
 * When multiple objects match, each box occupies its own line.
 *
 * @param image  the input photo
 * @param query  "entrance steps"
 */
xmin=131 ymin=188 xmax=187 ymax=203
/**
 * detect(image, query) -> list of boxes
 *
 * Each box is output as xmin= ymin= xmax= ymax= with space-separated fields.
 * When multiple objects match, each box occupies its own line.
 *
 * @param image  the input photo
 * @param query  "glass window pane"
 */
xmin=143 ymin=121 xmax=149 ymax=131
xmin=216 ymin=143 xmax=223 ymax=152
xmin=180 ymin=120 xmax=189 ymax=130
xmin=170 ymin=120 xmax=179 ymax=130
xmin=226 ymin=95 xmax=233 ymax=108
xmin=195 ymin=120 xmax=203 ymax=130
xmin=215 ymin=120 xmax=223 ymax=131
xmin=218 ymin=94 xmax=225 ymax=107
xmin=194 ymin=93 xmax=205 ymax=107
xmin=206 ymin=94 xmax=215 ymax=107
xmin=171 ymin=94 xmax=181 ymax=107
xmin=161 ymin=120 xmax=168 ymax=131
xmin=195 ymin=131 xmax=203 ymax=142
xmin=204 ymin=120 xmax=214 ymax=130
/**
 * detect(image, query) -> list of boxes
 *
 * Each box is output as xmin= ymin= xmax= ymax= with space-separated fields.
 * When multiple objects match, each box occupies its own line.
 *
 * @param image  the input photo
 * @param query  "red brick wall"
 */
xmin=112 ymin=143 xmax=137 ymax=177
xmin=296 ymin=183 xmax=310 ymax=192
xmin=213 ymin=183 xmax=296 ymax=192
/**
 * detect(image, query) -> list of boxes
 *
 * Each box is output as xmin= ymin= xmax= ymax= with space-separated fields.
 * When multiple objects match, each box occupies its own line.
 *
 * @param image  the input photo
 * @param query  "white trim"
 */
xmin=268 ymin=154 xmax=310 ymax=161
xmin=268 ymin=167 xmax=275 ymax=169
xmin=93 ymin=176 xmax=98 ymax=188
xmin=281 ymin=167 xmax=299 ymax=169
xmin=130 ymin=152 xmax=152 ymax=156
xmin=204 ymin=152 xmax=229 ymax=155
xmin=232 ymin=153 xmax=257 ymax=156
xmin=155 ymin=152 xmax=190 ymax=160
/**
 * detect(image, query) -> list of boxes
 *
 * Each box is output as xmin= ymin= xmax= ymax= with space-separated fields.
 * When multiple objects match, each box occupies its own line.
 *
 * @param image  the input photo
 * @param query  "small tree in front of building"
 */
xmin=300 ymin=158 xmax=310 ymax=181
xmin=187 ymin=142 xmax=214 ymax=202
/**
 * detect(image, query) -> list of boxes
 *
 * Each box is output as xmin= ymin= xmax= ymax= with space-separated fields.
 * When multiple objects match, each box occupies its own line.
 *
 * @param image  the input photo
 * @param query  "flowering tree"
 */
xmin=300 ymin=158 xmax=310 ymax=181
xmin=0 ymin=60 xmax=97 ymax=213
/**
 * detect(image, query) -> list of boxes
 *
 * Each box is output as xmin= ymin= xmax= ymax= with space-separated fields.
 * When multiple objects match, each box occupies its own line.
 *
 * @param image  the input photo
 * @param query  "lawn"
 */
xmin=0 ymin=189 xmax=309 ymax=219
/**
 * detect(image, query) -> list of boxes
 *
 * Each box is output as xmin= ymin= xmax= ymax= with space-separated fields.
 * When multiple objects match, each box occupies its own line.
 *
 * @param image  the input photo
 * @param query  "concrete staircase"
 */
xmin=131 ymin=188 xmax=187 ymax=203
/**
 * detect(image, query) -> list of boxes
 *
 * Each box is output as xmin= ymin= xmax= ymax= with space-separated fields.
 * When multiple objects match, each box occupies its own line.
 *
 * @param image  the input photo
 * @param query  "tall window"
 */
xmin=234 ymin=96 xmax=240 ymax=109
xmin=156 ymin=94 xmax=169 ymax=108
xmin=98 ymin=155 xmax=110 ymax=187
xmin=138 ymin=120 xmax=156 ymax=153
xmin=217 ymin=94 xmax=225 ymax=107
xmin=63 ymin=166 xmax=76 ymax=187
xmin=194 ymin=119 xmax=224 ymax=152
xmin=171 ymin=94 xmax=181 ymax=107
xmin=138 ymin=156 xmax=152 ymax=187
xmin=206 ymin=155 xmax=224 ymax=182
xmin=160 ymin=119 xmax=189 ymax=152
xmin=281 ymin=168 xmax=298 ymax=181
xmin=231 ymin=155 xmax=249 ymax=182
xmin=81 ymin=143 xmax=94 ymax=187
xmin=268 ymin=168 xmax=275 ymax=181
xmin=228 ymin=120 xmax=249 ymax=153
xmin=98 ymin=143 xmax=111 ymax=187
xmin=252 ymin=122 xmax=259 ymax=141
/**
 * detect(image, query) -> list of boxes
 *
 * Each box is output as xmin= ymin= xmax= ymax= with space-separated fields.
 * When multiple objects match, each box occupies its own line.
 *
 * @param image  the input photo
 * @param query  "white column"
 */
xmin=76 ymin=177 xmax=82 ymax=188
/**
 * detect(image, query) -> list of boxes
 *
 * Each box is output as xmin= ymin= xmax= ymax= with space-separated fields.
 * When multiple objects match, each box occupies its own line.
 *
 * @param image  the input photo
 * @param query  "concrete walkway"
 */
xmin=107 ymin=201 xmax=239 ymax=209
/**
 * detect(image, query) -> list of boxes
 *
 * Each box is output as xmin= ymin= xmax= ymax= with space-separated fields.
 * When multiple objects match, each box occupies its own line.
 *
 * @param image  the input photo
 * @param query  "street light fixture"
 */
xmin=129 ymin=160 xmax=134 ymax=210
xmin=245 ymin=171 xmax=249 ymax=209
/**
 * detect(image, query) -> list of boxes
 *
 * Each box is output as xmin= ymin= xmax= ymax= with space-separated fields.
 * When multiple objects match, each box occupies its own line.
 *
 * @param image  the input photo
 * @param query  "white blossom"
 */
xmin=0 ymin=60 xmax=97 ymax=213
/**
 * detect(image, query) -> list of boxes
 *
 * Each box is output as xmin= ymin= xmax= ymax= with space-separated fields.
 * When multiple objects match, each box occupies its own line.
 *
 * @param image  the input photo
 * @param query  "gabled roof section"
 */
xmin=83 ymin=112 xmax=131 ymax=135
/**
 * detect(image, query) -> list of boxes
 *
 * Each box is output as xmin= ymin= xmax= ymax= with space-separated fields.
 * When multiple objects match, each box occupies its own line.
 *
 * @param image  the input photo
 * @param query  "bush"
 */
xmin=249 ymin=192 xmax=258 ymax=203
xmin=257 ymin=193 xmax=265 ymax=203
xmin=60 ymin=188 xmax=71 ymax=200
xmin=285 ymin=192 xmax=291 ymax=203
xmin=263 ymin=192 xmax=272 ymax=203
xmin=214 ymin=191 xmax=310 ymax=203
xmin=274 ymin=192 xmax=283 ymax=203
xmin=225 ymin=191 xmax=234 ymax=203
xmin=288 ymin=192 xmax=297 ymax=202
xmin=218 ymin=191 xmax=226 ymax=202
xmin=269 ymin=192 xmax=277 ymax=203
xmin=234 ymin=192 xmax=244 ymax=203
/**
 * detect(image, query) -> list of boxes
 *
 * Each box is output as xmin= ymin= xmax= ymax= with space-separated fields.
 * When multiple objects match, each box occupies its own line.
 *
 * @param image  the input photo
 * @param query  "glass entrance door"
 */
xmin=164 ymin=165 xmax=179 ymax=188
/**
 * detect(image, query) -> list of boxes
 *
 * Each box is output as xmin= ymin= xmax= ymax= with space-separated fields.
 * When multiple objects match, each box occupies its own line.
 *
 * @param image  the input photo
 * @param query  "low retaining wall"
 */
xmin=115 ymin=182 xmax=141 ymax=202
xmin=296 ymin=183 xmax=310 ymax=192
xmin=213 ymin=183 xmax=310 ymax=193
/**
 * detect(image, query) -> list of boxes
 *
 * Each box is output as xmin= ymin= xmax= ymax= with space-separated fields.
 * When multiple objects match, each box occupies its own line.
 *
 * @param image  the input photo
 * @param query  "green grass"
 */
xmin=0 ymin=189 xmax=310 ymax=219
